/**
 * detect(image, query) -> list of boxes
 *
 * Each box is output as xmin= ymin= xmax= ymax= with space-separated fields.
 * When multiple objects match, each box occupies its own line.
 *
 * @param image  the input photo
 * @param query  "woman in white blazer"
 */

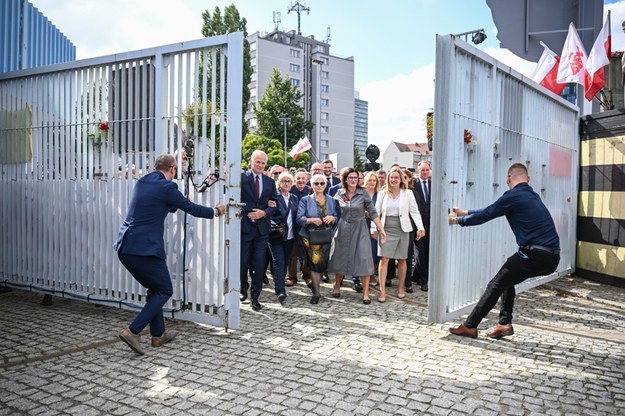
xmin=372 ymin=167 xmax=425 ymax=302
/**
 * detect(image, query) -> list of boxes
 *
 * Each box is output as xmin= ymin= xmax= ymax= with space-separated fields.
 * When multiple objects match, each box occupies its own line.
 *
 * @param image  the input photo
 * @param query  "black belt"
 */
xmin=522 ymin=245 xmax=560 ymax=255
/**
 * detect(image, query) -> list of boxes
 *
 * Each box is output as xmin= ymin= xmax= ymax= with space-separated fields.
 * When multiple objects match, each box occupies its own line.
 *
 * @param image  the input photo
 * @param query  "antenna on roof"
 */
xmin=287 ymin=1 xmax=310 ymax=35
xmin=325 ymin=27 xmax=331 ymax=44
xmin=273 ymin=11 xmax=281 ymax=31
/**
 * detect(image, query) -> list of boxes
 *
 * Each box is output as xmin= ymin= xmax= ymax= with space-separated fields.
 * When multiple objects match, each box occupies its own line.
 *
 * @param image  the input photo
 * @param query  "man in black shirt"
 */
xmin=448 ymin=163 xmax=560 ymax=339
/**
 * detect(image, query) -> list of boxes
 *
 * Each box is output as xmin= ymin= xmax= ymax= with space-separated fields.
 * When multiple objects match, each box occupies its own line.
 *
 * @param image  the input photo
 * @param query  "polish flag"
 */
xmin=289 ymin=136 xmax=312 ymax=160
xmin=584 ymin=12 xmax=611 ymax=100
xmin=530 ymin=43 xmax=567 ymax=95
xmin=557 ymin=23 xmax=588 ymax=86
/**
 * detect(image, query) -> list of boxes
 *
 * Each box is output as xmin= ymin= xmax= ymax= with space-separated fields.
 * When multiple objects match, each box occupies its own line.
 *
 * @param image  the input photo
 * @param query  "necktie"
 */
xmin=255 ymin=175 xmax=260 ymax=200
xmin=422 ymin=180 xmax=429 ymax=203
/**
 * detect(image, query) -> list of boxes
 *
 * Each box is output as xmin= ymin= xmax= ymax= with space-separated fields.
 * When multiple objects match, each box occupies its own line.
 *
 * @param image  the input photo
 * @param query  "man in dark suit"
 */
xmin=240 ymin=150 xmax=279 ymax=311
xmin=114 ymin=154 xmax=225 ymax=355
xmin=322 ymin=159 xmax=340 ymax=191
xmin=412 ymin=161 xmax=431 ymax=291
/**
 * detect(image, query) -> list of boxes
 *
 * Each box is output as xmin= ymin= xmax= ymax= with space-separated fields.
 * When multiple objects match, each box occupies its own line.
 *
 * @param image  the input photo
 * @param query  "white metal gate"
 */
xmin=429 ymin=35 xmax=579 ymax=324
xmin=0 ymin=33 xmax=244 ymax=329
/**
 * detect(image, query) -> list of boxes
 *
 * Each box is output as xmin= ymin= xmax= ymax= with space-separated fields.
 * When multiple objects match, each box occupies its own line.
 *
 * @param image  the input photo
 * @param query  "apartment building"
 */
xmin=246 ymin=30 xmax=355 ymax=168
xmin=354 ymin=94 xmax=368 ymax=166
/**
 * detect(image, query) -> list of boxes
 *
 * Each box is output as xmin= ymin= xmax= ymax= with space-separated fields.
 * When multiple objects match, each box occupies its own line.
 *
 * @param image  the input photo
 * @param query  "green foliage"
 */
xmin=353 ymin=144 xmax=365 ymax=171
xmin=241 ymin=133 xmax=310 ymax=170
xmin=255 ymin=69 xmax=314 ymax=152
xmin=200 ymin=4 xmax=252 ymax=137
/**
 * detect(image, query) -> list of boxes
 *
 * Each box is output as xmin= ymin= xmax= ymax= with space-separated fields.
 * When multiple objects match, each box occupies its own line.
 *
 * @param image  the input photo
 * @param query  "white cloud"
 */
xmin=360 ymin=63 xmax=435 ymax=152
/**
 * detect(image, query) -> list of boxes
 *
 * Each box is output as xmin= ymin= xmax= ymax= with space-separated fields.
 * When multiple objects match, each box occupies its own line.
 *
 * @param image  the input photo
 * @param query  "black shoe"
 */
xmin=406 ymin=286 xmax=414 ymax=293
xmin=240 ymin=290 xmax=248 ymax=302
xmin=251 ymin=299 xmax=262 ymax=311
xmin=310 ymin=295 xmax=320 ymax=304
xmin=420 ymin=284 xmax=428 ymax=292
xmin=277 ymin=292 xmax=287 ymax=304
xmin=363 ymin=298 xmax=371 ymax=305
xmin=321 ymin=274 xmax=330 ymax=283
xmin=353 ymin=283 xmax=363 ymax=293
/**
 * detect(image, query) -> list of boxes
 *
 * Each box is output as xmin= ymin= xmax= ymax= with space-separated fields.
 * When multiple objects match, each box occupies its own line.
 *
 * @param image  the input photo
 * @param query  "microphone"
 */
xmin=184 ymin=138 xmax=194 ymax=160
xmin=198 ymin=172 xmax=219 ymax=193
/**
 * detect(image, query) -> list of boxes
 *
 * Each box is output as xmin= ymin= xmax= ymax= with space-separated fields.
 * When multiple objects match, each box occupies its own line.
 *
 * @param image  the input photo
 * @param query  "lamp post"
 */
xmin=312 ymin=57 xmax=323 ymax=162
xmin=454 ymin=28 xmax=487 ymax=44
xmin=279 ymin=115 xmax=291 ymax=167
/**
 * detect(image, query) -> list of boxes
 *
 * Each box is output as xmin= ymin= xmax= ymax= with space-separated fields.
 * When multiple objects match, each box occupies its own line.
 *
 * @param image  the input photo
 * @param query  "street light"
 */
xmin=312 ymin=57 xmax=323 ymax=161
xmin=279 ymin=115 xmax=291 ymax=167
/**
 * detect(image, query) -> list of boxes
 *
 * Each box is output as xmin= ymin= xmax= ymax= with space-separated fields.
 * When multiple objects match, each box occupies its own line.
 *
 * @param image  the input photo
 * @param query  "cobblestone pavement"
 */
xmin=1 ymin=275 xmax=624 ymax=415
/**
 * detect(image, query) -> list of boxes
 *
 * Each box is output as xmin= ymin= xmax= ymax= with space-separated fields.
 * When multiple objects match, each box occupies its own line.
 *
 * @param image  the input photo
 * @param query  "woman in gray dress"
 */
xmin=328 ymin=168 xmax=386 ymax=304
xmin=374 ymin=167 xmax=425 ymax=302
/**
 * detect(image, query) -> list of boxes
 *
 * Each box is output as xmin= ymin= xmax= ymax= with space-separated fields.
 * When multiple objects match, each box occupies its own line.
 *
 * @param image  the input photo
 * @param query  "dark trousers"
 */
xmin=241 ymin=226 xmax=269 ymax=300
xmin=465 ymin=249 xmax=560 ymax=328
xmin=412 ymin=235 xmax=430 ymax=285
xmin=118 ymin=252 xmax=173 ymax=337
xmin=268 ymin=238 xmax=295 ymax=295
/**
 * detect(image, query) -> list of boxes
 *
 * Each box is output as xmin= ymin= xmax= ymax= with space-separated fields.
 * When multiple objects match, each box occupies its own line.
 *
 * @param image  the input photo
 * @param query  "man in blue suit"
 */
xmin=114 ymin=154 xmax=225 ymax=355
xmin=240 ymin=150 xmax=279 ymax=311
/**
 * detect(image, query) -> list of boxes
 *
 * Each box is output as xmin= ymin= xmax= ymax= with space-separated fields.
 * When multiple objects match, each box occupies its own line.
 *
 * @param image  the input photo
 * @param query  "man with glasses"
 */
xmin=114 ymin=154 xmax=225 ymax=355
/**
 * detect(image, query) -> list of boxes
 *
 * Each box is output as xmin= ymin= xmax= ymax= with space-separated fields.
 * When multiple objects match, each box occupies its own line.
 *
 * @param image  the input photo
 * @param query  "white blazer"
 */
xmin=372 ymin=189 xmax=424 ymax=232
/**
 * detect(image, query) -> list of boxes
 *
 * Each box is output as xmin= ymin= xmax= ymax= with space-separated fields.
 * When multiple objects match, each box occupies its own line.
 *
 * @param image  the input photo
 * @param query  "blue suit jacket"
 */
xmin=241 ymin=170 xmax=279 ymax=235
xmin=296 ymin=194 xmax=338 ymax=238
xmin=113 ymin=170 xmax=215 ymax=259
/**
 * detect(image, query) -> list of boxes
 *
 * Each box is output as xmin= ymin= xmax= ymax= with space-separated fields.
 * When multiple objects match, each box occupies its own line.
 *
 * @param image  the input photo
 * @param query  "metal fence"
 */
xmin=0 ymin=33 xmax=244 ymax=330
xmin=429 ymin=35 xmax=579 ymax=324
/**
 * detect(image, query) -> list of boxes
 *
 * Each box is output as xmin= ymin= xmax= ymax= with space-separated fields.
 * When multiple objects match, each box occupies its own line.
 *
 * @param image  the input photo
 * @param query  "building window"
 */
xmin=320 ymin=139 xmax=328 ymax=147
xmin=321 ymin=84 xmax=329 ymax=93
xmin=321 ymin=98 xmax=329 ymax=106
xmin=321 ymin=126 xmax=329 ymax=133
xmin=250 ymin=87 xmax=257 ymax=98
xmin=250 ymin=42 xmax=256 ymax=52
xmin=317 ymin=45 xmax=327 ymax=53
xmin=290 ymin=63 xmax=300 ymax=73
xmin=321 ymin=112 xmax=329 ymax=120
xmin=321 ymin=71 xmax=328 ymax=79
xmin=251 ymin=57 xmax=256 ymax=67
xmin=321 ymin=153 xmax=329 ymax=160
xmin=291 ymin=79 xmax=300 ymax=87
xmin=251 ymin=72 xmax=256 ymax=82
xmin=290 ymin=48 xmax=300 ymax=58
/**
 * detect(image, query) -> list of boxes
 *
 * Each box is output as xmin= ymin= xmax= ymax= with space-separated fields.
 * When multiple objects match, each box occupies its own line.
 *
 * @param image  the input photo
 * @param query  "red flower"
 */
xmin=426 ymin=132 xmax=432 ymax=139
xmin=463 ymin=129 xmax=472 ymax=144
xmin=99 ymin=121 xmax=109 ymax=131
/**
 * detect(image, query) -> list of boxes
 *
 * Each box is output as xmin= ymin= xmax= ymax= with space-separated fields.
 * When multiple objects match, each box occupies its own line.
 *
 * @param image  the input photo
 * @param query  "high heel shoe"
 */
xmin=397 ymin=292 xmax=406 ymax=299
xmin=363 ymin=298 xmax=371 ymax=305
xmin=332 ymin=291 xmax=341 ymax=298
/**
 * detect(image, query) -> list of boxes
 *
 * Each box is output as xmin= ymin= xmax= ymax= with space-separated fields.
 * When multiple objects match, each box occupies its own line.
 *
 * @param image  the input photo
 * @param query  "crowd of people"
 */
xmin=239 ymin=150 xmax=431 ymax=310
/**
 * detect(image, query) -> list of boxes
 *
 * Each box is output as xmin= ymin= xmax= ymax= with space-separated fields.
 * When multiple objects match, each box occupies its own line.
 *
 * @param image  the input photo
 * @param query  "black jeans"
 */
xmin=464 ymin=248 xmax=560 ymax=328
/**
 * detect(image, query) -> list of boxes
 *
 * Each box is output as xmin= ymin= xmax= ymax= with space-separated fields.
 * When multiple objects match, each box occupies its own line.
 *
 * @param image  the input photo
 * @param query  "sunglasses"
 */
xmin=313 ymin=182 xmax=326 ymax=186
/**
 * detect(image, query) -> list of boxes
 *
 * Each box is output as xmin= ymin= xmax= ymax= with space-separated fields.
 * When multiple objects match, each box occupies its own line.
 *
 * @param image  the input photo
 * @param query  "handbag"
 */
xmin=269 ymin=221 xmax=286 ymax=240
xmin=309 ymin=227 xmax=332 ymax=245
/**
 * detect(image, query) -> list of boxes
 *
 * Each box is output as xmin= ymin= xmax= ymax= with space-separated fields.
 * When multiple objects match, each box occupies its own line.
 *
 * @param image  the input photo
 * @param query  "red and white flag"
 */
xmin=530 ymin=43 xmax=567 ymax=95
xmin=584 ymin=12 xmax=611 ymax=100
xmin=557 ymin=23 xmax=588 ymax=86
xmin=288 ymin=136 xmax=312 ymax=160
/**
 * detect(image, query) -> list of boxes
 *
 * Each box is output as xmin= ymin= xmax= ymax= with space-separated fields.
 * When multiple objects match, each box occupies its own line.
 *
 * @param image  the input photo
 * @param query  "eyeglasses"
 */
xmin=346 ymin=176 xmax=359 ymax=181
xmin=313 ymin=182 xmax=326 ymax=186
xmin=280 ymin=179 xmax=292 ymax=184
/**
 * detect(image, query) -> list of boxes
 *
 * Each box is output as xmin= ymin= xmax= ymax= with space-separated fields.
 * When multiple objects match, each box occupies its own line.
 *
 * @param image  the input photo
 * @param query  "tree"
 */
xmin=241 ymin=133 xmax=310 ymax=170
xmin=200 ymin=4 xmax=252 ymax=137
xmin=255 ymin=68 xmax=314 ymax=154
xmin=353 ymin=144 xmax=365 ymax=171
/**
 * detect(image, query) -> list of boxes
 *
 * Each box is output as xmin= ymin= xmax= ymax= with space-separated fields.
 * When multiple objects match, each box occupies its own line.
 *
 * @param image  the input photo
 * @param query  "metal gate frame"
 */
xmin=429 ymin=35 xmax=579 ymax=324
xmin=0 ymin=33 xmax=243 ymax=330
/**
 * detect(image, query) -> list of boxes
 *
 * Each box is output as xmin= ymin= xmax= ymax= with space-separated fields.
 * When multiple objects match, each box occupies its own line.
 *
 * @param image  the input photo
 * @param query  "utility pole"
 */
xmin=279 ymin=116 xmax=291 ymax=167
xmin=287 ymin=2 xmax=310 ymax=35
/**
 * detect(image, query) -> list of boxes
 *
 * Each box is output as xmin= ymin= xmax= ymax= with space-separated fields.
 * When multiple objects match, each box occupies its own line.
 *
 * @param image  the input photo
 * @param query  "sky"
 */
xmin=29 ymin=0 xmax=625 ymax=151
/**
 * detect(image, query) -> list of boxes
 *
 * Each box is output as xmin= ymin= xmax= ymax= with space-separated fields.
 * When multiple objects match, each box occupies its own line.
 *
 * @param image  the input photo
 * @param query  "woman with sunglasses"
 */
xmin=328 ymin=168 xmax=386 ymax=304
xmin=296 ymin=174 xmax=338 ymax=304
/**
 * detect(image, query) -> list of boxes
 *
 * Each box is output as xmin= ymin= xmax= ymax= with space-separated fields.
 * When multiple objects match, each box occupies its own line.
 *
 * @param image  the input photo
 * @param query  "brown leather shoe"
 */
xmin=449 ymin=324 xmax=477 ymax=338
xmin=285 ymin=278 xmax=297 ymax=287
xmin=151 ymin=330 xmax=177 ymax=347
xmin=485 ymin=324 xmax=514 ymax=339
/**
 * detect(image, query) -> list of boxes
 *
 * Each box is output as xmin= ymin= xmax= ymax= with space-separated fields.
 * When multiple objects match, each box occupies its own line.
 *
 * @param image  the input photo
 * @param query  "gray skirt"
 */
xmin=378 ymin=216 xmax=409 ymax=259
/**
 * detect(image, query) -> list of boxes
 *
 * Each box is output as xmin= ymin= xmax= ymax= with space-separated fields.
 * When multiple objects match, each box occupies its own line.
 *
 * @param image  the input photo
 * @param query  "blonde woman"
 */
xmin=373 ymin=168 xmax=425 ymax=302
xmin=364 ymin=171 xmax=381 ymax=281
